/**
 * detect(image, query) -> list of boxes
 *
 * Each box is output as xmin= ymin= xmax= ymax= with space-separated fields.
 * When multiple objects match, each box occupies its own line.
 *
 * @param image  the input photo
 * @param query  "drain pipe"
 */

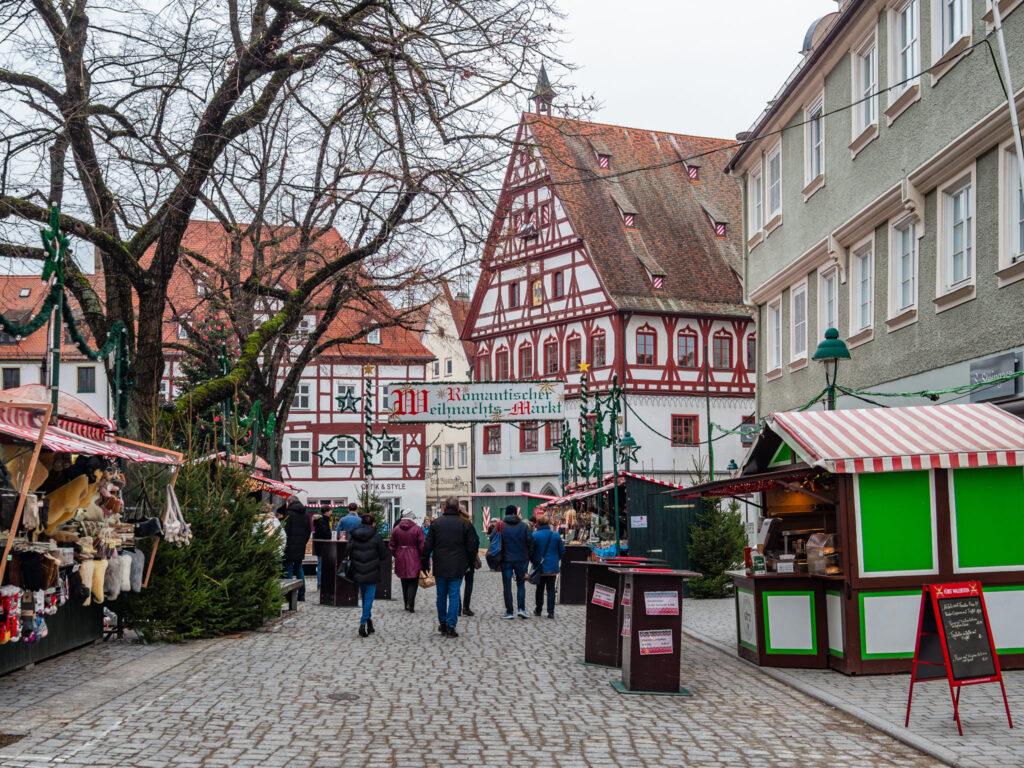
xmin=992 ymin=3 xmax=1024 ymax=194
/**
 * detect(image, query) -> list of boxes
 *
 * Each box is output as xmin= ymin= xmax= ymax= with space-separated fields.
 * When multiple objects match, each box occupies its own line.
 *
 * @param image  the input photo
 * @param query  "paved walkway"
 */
xmin=681 ymin=598 xmax=1024 ymax=768
xmin=0 ymin=573 xmax=940 ymax=767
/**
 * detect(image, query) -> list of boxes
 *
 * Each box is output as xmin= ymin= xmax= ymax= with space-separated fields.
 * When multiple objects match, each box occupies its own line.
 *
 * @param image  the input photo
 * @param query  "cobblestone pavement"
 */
xmin=0 ymin=572 xmax=940 ymax=768
xmin=681 ymin=598 xmax=1024 ymax=768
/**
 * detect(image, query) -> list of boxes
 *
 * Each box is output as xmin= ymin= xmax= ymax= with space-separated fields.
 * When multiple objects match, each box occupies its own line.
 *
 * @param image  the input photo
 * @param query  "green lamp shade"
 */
xmin=619 ymin=431 xmax=637 ymax=448
xmin=727 ymin=459 xmax=739 ymax=471
xmin=812 ymin=328 xmax=851 ymax=362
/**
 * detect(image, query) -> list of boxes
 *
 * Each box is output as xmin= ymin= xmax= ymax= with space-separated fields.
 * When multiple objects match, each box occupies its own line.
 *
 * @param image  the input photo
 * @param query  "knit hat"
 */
xmin=401 ymin=510 xmax=416 ymax=520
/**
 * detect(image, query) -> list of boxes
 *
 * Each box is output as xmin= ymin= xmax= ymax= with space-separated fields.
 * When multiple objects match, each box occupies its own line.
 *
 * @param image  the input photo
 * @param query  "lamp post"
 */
xmin=432 ymin=455 xmax=441 ymax=515
xmin=614 ymin=428 xmax=640 ymax=556
xmin=812 ymin=328 xmax=852 ymax=411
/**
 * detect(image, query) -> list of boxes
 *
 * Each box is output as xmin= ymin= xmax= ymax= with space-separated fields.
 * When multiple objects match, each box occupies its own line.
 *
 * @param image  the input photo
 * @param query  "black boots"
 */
xmin=444 ymin=625 xmax=459 ymax=638
xmin=366 ymin=619 xmax=375 ymax=635
xmin=358 ymin=624 xmax=368 ymax=637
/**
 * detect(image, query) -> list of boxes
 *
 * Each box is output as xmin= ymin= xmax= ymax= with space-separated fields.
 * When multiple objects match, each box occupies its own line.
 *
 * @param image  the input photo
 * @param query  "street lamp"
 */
xmin=432 ymin=455 xmax=441 ymax=515
xmin=727 ymin=459 xmax=739 ymax=473
xmin=812 ymin=328 xmax=851 ymax=411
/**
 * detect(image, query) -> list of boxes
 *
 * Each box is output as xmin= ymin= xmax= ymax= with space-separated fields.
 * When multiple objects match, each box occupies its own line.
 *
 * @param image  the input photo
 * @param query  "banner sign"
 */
xmin=386 ymin=381 xmax=565 ymax=422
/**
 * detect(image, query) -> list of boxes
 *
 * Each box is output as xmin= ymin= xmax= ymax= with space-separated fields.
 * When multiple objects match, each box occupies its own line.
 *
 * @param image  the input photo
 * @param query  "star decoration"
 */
xmin=618 ymin=442 xmax=640 ymax=465
xmin=488 ymin=408 xmax=504 ymax=423
xmin=362 ymin=363 xmax=376 ymax=375
xmin=436 ymin=388 xmax=447 ymax=399
xmin=578 ymin=361 xmax=591 ymax=373
xmin=336 ymin=390 xmax=361 ymax=413
xmin=537 ymin=380 xmax=555 ymax=394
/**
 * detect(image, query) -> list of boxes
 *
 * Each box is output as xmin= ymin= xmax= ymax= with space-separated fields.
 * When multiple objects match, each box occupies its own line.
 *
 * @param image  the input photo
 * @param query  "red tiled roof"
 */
xmin=442 ymin=280 xmax=475 ymax=361
xmin=515 ymin=114 xmax=748 ymax=317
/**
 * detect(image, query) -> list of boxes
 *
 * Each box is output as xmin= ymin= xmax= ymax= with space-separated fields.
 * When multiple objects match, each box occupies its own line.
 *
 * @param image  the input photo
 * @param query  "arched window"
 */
xmin=566 ymin=334 xmax=582 ymax=372
xmin=543 ymin=338 xmax=559 ymax=374
xmin=636 ymin=327 xmax=657 ymax=366
xmin=518 ymin=343 xmax=534 ymax=379
xmin=677 ymin=329 xmax=698 ymax=368
xmin=540 ymin=483 xmax=558 ymax=496
xmin=481 ymin=484 xmax=495 ymax=493
xmin=713 ymin=331 xmax=733 ymax=370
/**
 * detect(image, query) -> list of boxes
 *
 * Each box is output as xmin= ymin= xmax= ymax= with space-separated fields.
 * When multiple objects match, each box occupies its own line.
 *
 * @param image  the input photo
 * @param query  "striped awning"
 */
xmin=768 ymin=403 xmax=1024 ymax=474
xmin=245 ymin=473 xmax=303 ymax=498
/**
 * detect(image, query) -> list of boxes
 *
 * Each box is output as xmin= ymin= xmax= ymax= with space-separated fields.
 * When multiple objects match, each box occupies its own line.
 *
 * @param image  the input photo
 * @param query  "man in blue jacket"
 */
xmin=335 ymin=502 xmax=362 ymax=537
xmin=499 ymin=505 xmax=533 ymax=619
xmin=530 ymin=513 xmax=565 ymax=618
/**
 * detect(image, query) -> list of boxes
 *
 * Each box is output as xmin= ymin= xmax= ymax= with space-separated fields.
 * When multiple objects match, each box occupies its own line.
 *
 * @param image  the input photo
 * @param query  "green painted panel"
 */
xmin=952 ymin=467 xmax=1024 ymax=569
xmin=858 ymin=471 xmax=933 ymax=574
xmin=768 ymin=442 xmax=793 ymax=468
xmin=858 ymin=590 xmax=921 ymax=659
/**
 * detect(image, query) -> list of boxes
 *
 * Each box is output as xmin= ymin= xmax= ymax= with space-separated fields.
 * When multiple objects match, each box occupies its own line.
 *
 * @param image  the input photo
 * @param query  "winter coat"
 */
xmin=500 ymin=514 xmax=533 ymax=564
xmin=335 ymin=513 xmax=362 ymax=534
xmin=530 ymin=525 xmax=565 ymax=574
xmin=312 ymin=514 xmax=334 ymax=556
xmin=347 ymin=524 xmax=387 ymax=585
xmin=389 ymin=519 xmax=425 ymax=579
xmin=282 ymin=506 xmax=312 ymax=562
xmin=422 ymin=509 xmax=478 ymax=579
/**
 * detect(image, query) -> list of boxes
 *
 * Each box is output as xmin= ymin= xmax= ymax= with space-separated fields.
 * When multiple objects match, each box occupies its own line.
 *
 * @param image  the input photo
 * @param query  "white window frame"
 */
xmin=444 ymin=444 xmax=455 ymax=468
xmin=804 ymin=95 xmax=825 ymax=189
xmin=934 ymin=0 xmax=970 ymax=59
xmin=888 ymin=215 xmax=919 ymax=327
xmin=288 ymin=437 xmax=311 ymax=465
xmin=892 ymin=0 xmax=921 ymax=92
xmin=445 ymin=358 xmax=452 ymax=376
xmin=380 ymin=435 xmax=402 ymax=464
xmin=818 ymin=267 xmax=839 ymax=337
xmin=432 ymin=360 xmax=440 ymax=378
xmin=936 ymin=166 xmax=977 ymax=310
xmin=748 ymin=167 xmax=764 ymax=245
xmin=336 ymin=383 xmax=359 ymax=412
xmin=849 ymin=239 xmax=875 ymax=341
xmin=336 ymin=436 xmax=359 ymax=465
xmin=293 ymin=382 xmax=311 ymax=411
xmin=766 ymin=145 xmax=782 ymax=225
xmin=767 ymin=297 xmax=783 ymax=374
xmin=366 ymin=328 xmax=382 ymax=345
xmin=997 ymin=140 xmax=1024 ymax=286
xmin=457 ymin=442 xmax=468 ymax=467
xmin=790 ymin=280 xmax=808 ymax=364
xmin=852 ymin=35 xmax=878 ymax=138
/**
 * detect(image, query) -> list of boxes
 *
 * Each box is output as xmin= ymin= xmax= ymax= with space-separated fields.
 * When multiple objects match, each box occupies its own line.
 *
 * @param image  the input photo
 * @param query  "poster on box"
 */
xmin=638 ymin=629 xmax=674 ymax=655
xmin=591 ymin=583 xmax=616 ymax=609
xmin=643 ymin=591 xmax=679 ymax=616
xmin=621 ymin=614 xmax=631 ymax=636
xmin=621 ymin=584 xmax=631 ymax=607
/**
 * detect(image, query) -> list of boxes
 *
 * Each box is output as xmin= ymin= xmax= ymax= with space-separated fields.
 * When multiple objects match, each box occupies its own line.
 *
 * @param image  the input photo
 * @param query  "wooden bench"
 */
xmin=279 ymin=578 xmax=304 ymax=612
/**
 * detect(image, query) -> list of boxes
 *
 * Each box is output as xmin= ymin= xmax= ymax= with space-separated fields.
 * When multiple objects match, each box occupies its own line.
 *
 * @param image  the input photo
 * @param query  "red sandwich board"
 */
xmin=905 ymin=582 xmax=1013 ymax=735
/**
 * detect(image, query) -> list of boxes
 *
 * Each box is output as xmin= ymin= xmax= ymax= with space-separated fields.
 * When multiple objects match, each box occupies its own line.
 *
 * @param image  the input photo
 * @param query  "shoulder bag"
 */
xmin=527 ymin=531 xmax=555 ymax=585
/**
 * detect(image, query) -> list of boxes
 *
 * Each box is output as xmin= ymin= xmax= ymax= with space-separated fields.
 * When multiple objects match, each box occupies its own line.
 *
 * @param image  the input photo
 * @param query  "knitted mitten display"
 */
xmin=129 ymin=550 xmax=145 ymax=592
xmin=119 ymin=554 xmax=132 ymax=592
xmin=91 ymin=559 xmax=108 ymax=604
xmin=103 ymin=555 xmax=121 ymax=602
xmin=78 ymin=560 xmax=95 ymax=606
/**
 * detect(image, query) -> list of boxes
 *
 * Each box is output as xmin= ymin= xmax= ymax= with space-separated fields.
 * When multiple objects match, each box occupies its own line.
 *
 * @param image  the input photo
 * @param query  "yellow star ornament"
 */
xmin=362 ymin=363 xmax=376 ymax=376
xmin=578 ymin=361 xmax=591 ymax=373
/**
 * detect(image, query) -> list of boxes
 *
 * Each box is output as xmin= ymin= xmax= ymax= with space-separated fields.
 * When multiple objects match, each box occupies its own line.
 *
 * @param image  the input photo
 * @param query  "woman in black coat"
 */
xmin=347 ymin=514 xmax=387 ymax=637
xmin=281 ymin=498 xmax=311 ymax=601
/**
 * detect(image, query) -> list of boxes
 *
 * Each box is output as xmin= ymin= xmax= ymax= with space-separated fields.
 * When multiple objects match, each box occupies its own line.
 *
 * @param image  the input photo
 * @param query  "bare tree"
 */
xmin=0 ymin=0 xmax=569 ymax=437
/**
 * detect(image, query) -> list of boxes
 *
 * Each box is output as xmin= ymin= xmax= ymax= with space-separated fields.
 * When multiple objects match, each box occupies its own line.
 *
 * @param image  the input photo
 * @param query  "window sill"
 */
xmin=885 ymin=83 xmax=920 ymax=127
xmin=934 ymin=282 xmax=976 ymax=313
xmin=983 ymin=0 xmax=1023 ymax=30
xmin=849 ymin=123 xmax=879 ymax=159
xmin=847 ymin=327 xmax=874 ymax=349
xmin=802 ymin=174 xmax=825 ymax=201
xmin=788 ymin=357 xmax=808 ymax=372
xmin=885 ymin=306 xmax=918 ymax=332
xmin=996 ymin=257 xmax=1024 ymax=287
xmin=930 ymin=35 xmax=972 ymax=86
xmin=764 ymin=213 xmax=783 ymax=236
xmin=747 ymin=231 xmax=764 ymax=250
xmin=765 ymin=366 xmax=784 ymax=382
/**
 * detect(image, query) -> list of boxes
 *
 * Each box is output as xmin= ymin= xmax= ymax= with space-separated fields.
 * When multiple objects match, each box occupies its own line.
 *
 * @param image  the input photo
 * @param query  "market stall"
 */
xmin=0 ymin=393 xmax=182 ymax=676
xmin=673 ymin=403 xmax=1024 ymax=675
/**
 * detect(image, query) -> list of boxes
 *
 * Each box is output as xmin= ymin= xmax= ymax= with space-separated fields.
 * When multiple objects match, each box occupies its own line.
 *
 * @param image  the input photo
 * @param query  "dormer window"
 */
xmin=686 ymin=164 xmax=700 ymax=181
xmin=597 ymin=153 xmax=611 ymax=169
xmin=714 ymin=222 xmax=727 ymax=238
xmin=18 ymin=288 xmax=29 ymax=298
xmin=623 ymin=212 xmax=635 ymax=228
xmin=367 ymin=328 xmax=381 ymax=344
xmin=651 ymin=274 xmax=665 ymax=292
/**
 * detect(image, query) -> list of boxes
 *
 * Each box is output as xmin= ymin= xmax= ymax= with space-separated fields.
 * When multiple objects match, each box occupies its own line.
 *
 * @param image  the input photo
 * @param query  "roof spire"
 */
xmin=531 ymin=64 xmax=555 ymax=115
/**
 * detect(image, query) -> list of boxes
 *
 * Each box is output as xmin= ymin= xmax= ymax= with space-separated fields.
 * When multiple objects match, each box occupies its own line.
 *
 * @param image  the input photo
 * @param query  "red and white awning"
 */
xmin=769 ymin=403 xmax=1024 ymax=474
xmin=245 ymin=473 xmax=303 ymax=498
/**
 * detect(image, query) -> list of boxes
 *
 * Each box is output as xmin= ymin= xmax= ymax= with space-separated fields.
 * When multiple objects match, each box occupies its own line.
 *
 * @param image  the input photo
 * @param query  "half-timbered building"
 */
xmin=463 ymin=75 xmax=756 ymax=494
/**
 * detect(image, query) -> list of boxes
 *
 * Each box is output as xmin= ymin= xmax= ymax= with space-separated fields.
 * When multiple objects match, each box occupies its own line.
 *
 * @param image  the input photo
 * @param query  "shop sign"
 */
xmin=637 ymin=629 xmax=674 ymax=656
xmin=630 ymin=515 xmax=648 ymax=528
xmin=969 ymin=352 xmax=1020 ymax=402
xmin=591 ymin=583 xmax=616 ymax=609
xmin=385 ymin=381 xmax=564 ymax=422
xmin=643 ymin=591 xmax=679 ymax=616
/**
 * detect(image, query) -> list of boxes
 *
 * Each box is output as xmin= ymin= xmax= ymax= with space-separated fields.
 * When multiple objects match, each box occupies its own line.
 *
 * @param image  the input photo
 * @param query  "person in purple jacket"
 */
xmin=389 ymin=510 xmax=425 ymax=612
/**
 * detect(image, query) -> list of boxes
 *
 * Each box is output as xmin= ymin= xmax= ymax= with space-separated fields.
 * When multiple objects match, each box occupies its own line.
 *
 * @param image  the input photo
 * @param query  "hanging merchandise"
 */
xmin=161 ymin=485 xmax=191 ymax=547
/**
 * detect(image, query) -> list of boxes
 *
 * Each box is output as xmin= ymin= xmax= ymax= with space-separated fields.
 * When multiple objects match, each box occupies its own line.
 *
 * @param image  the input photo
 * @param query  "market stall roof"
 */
xmin=0 ymin=384 xmax=114 ymax=438
xmin=245 ymin=473 xmax=303 ymax=498
xmin=769 ymin=403 xmax=1024 ymax=473
xmin=548 ymin=471 xmax=692 ymax=506
xmin=670 ymin=466 xmax=815 ymax=499
xmin=197 ymin=451 xmax=272 ymax=472
xmin=0 ymin=403 xmax=179 ymax=465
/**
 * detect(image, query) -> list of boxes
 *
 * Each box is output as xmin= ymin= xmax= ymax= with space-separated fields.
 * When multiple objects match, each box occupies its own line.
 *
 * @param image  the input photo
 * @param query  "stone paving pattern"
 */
xmin=681 ymin=598 xmax=1024 ymax=768
xmin=0 ymin=573 xmax=941 ymax=768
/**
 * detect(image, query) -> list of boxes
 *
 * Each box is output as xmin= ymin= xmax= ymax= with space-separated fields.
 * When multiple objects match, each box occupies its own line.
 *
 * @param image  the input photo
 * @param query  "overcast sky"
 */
xmin=554 ymin=0 xmax=836 ymax=138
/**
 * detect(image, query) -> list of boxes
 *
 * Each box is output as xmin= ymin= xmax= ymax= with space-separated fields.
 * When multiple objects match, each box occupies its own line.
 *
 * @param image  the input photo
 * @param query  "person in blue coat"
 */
xmin=334 ymin=502 xmax=362 ymax=537
xmin=530 ymin=513 xmax=565 ymax=618
xmin=499 ymin=505 xmax=534 ymax=619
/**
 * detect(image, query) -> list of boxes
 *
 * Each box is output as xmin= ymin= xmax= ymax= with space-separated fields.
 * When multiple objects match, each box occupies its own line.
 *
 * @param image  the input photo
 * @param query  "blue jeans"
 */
xmin=359 ymin=583 xmax=376 ymax=624
xmin=316 ymin=557 xmax=322 ymax=589
xmin=284 ymin=559 xmax=305 ymax=600
xmin=502 ymin=561 xmax=528 ymax=613
xmin=435 ymin=576 xmax=463 ymax=629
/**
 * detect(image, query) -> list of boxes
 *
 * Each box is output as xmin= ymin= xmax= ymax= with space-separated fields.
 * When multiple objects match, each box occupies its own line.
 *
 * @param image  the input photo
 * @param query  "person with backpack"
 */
xmin=530 ymin=513 xmax=565 ymax=618
xmin=422 ymin=496 xmax=478 ymax=638
xmin=348 ymin=514 xmax=388 ymax=637
xmin=498 ymin=505 xmax=533 ymax=619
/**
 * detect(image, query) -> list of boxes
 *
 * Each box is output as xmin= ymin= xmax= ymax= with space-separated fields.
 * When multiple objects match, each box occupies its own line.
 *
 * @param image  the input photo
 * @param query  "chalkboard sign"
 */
xmin=936 ymin=595 xmax=996 ymax=682
xmin=905 ymin=582 xmax=1013 ymax=735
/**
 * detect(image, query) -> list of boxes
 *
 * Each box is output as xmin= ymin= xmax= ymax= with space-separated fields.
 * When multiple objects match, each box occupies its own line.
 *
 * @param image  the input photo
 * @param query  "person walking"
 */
xmin=312 ymin=504 xmax=334 ymax=590
xmin=390 ymin=510 xmax=425 ymax=612
xmin=335 ymin=502 xmax=362 ymax=537
xmin=348 ymin=513 xmax=387 ymax=637
xmin=458 ymin=507 xmax=481 ymax=616
xmin=280 ymin=496 xmax=311 ymax=601
xmin=499 ymin=505 xmax=533 ymax=619
xmin=530 ymin=513 xmax=565 ymax=618
xmin=422 ymin=496 xmax=478 ymax=638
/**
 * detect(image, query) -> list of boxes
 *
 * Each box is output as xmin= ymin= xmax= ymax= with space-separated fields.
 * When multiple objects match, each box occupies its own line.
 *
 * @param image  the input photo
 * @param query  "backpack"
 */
xmin=485 ymin=521 xmax=503 ymax=571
